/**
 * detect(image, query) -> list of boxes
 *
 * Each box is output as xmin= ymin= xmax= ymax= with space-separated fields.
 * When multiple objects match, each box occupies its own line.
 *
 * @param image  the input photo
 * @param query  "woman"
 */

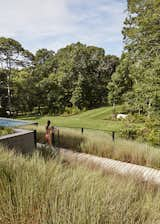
xmin=45 ymin=120 xmax=52 ymax=145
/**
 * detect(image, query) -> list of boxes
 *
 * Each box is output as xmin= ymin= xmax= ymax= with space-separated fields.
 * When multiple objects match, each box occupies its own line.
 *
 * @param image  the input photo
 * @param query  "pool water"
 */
xmin=0 ymin=118 xmax=37 ymax=127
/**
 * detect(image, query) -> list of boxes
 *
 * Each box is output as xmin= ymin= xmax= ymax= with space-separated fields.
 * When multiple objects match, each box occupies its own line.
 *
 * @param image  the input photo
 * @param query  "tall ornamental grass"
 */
xmin=1 ymin=146 xmax=160 ymax=223
xmin=33 ymin=126 xmax=160 ymax=169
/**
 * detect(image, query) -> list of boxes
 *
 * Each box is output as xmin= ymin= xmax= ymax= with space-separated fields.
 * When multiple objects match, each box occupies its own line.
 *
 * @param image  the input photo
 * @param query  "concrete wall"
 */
xmin=0 ymin=129 xmax=36 ymax=154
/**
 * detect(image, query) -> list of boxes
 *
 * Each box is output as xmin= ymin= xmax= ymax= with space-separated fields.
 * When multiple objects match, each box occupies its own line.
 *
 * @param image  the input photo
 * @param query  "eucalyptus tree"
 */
xmin=0 ymin=69 xmax=8 ymax=115
xmin=0 ymin=37 xmax=34 ymax=114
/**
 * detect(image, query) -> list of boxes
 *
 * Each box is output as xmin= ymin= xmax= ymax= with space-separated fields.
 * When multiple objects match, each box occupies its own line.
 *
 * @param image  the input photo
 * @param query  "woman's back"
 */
xmin=45 ymin=120 xmax=52 ymax=145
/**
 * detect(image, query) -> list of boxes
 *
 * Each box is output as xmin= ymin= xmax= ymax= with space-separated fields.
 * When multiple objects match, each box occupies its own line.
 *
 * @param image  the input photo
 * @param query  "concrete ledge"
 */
xmin=0 ymin=129 xmax=35 ymax=154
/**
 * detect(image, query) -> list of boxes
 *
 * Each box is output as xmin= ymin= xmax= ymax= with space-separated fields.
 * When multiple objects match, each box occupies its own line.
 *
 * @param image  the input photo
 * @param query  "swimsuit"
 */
xmin=45 ymin=128 xmax=51 ymax=143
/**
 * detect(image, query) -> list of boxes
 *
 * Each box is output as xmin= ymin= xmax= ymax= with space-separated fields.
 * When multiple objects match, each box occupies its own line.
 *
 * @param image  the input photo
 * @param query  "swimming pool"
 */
xmin=0 ymin=117 xmax=38 ymax=127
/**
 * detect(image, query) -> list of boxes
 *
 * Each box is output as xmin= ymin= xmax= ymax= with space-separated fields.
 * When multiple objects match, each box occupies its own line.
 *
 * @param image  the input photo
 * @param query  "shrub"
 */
xmin=145 ymin=116 xmax=160 ymax=130
xmin=0 ymin=127 xmax=13 ymax=136
xmin=38 ymin=145 xmax=58 ymax=160
xmin=119 ymin=127 xmax=139 ymax=140
xmin=147 ymin=130 xmax=160 ymax=146
xmin=63 ymin=106 xmax=81 ymax=116
xmin=133 ymin=114 xmax=146 ymax=123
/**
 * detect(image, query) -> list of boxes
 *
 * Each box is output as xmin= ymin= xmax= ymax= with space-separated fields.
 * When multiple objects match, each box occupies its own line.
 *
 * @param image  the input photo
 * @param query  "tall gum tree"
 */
xmin=0 ymin=37 xmax=34 ymax=114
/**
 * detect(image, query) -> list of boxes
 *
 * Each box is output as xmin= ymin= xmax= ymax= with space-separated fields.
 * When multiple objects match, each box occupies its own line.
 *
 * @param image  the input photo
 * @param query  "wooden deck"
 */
xmin=37 ymin=143 xmax=160 ymax=185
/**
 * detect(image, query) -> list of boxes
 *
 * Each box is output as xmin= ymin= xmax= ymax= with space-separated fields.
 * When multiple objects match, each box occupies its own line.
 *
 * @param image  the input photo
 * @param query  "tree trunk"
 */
xmin=7 ymin=73 xmax=11 ymax=116
xmin=147 ymin=99 xmax=151 ymax=118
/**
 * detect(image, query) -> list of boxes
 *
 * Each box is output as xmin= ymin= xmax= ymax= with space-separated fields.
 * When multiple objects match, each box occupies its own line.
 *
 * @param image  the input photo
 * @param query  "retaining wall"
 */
xmin=0 ymin=129 xmax=35 ymax=154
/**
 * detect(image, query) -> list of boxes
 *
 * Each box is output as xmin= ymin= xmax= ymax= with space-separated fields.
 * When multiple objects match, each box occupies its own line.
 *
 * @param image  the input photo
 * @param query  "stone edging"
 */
xmin=0 ymin=129 xmax=34 ymax=140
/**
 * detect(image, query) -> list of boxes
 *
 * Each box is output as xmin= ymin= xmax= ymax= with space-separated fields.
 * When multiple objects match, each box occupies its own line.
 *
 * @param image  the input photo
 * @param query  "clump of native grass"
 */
xmin=0 ymin=127 xmax=13 ymax=136
xmin=31 ymin=126 xmax=160 ymax=169
xmin=1 ymin=146 xmax=160 ymax=224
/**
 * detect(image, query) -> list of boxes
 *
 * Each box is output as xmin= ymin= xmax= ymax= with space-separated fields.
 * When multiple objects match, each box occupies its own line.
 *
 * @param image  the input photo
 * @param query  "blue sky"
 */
xmin=0 ymin=0 xmax=127 ymax=56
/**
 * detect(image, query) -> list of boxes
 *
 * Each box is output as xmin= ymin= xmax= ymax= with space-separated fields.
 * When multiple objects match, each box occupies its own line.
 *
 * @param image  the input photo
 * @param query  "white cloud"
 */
xmin=0 ymin=0 xmax=127 ymax=55
xmin=0 ymin=0 xmax=74 ymax=36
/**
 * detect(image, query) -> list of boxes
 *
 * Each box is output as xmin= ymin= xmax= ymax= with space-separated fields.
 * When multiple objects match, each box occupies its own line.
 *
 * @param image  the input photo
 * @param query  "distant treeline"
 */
xmin=0 ymin=0 xmax=160 ymax=116
xmin=0 ymin=40 xmax=119 ymax=115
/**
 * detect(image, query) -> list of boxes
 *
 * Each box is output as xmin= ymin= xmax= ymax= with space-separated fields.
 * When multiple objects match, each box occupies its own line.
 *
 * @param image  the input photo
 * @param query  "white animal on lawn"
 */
xmin=116 ymin=114 xmax=128 ymax=119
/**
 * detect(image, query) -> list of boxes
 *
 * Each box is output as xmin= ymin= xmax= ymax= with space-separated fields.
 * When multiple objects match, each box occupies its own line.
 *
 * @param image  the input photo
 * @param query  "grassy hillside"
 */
xmin=1 ymin=146 xmax=160 ymax=224
xmin=21 ymin=105 xmax=143 ymax=132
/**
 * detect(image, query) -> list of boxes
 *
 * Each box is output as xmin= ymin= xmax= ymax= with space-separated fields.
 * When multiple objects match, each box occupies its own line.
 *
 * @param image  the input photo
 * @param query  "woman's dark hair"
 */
xmin=46 ymin=120 xmax=51 ymax=129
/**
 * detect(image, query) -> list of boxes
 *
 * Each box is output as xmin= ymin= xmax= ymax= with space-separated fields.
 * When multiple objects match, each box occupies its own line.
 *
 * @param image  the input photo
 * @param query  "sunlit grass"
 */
xmin=19 ymin=105 xmax=144 ymax=132
xmin=32 ymin=126 xmax=160 ymax=169
xmin=1 ymin=146 xmax=160 ymax=224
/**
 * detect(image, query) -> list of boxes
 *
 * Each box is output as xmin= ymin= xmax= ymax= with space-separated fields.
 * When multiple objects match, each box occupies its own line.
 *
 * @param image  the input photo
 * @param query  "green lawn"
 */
xmin=20 ymin=106 xmax=144 ymax=133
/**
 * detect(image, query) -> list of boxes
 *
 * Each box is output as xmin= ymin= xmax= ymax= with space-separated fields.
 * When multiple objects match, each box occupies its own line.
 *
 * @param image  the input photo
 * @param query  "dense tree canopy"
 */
xmin=0 ymin=40 xmax=119 ymax=115
xmin=1 ymin=0 xmax=159 ymax=117
xmin=125 ymin=0 xmax=160 ymax=114
xmin=108 ymin=53 xmax=132 ymax=105
xmin=34 ymin=43 xmax=119 ymax=113
xmin=108 ymin=0 xmax=160 ymax=116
